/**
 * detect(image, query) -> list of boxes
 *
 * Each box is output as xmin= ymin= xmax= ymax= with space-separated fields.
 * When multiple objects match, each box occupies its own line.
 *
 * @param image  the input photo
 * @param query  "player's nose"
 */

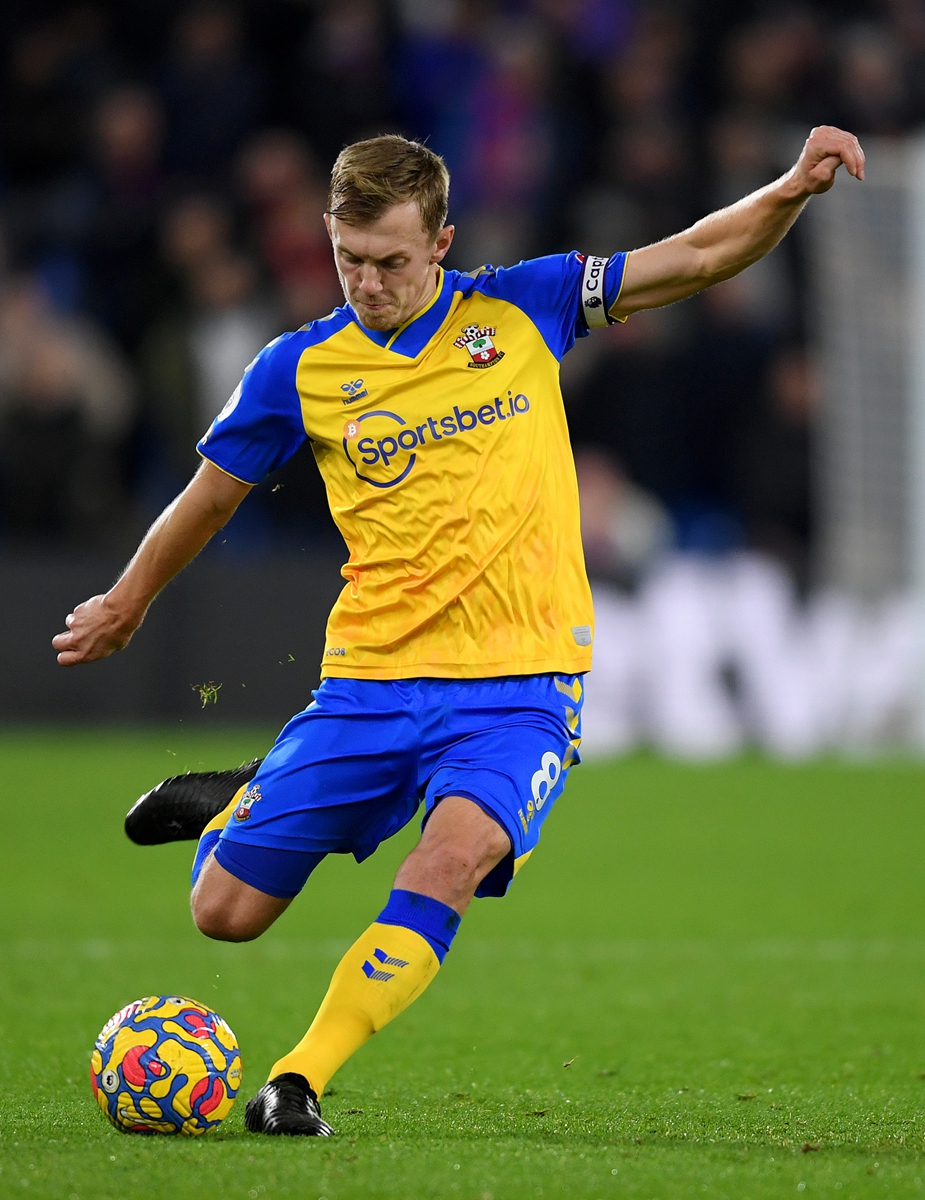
xmin=358 ymin=267 xmax=383 ymax=294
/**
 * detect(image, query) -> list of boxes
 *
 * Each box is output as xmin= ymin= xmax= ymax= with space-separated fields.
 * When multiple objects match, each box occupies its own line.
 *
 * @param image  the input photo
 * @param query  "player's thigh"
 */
xmin=422 ymin=674 xmax=583 ymax=898
xmin=214 ymin=680 xmax=421 ymax=899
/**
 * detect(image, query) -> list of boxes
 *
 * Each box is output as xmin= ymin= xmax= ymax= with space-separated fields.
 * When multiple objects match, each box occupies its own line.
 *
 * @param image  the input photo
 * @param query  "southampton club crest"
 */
xmin=454 ymin=324 xmax=505 ymax=368
xmin=233 ymin=783 xmax=261 ymax=822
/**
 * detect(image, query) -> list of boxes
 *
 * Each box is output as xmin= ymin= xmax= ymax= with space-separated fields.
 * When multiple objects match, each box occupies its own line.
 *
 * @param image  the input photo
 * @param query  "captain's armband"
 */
xmin=580 ymin=253 xmax=629 ymax=328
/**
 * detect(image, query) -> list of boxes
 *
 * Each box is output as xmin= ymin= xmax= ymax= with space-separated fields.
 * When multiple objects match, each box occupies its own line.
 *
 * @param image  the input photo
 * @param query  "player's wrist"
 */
xmin=102 ymin=584 xmax=148 ymax=633
xmin=774 ymin=167 xmax=812 ymax=205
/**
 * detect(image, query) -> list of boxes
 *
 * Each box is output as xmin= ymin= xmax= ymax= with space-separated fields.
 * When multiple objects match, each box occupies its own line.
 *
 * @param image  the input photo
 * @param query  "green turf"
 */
xmin=2 ymin=730 xmax=925 ymax=1198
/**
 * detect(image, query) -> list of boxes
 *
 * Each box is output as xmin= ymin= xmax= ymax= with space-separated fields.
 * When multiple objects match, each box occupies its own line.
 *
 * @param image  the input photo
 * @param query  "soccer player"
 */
xmin=54 ymin=128 xmax=863 ymax=1136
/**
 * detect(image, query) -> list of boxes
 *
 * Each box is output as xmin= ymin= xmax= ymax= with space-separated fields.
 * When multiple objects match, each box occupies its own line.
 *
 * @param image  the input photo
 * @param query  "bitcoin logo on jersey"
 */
xmin=342 ymin=410 xmax=418 ymax=489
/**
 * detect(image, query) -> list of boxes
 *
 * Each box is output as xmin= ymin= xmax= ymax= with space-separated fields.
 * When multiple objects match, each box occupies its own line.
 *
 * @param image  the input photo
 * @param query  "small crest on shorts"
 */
xmin=234 ymin=783 xmax=261 ymax=822
xmin=454 ymin=324 xmax=505 ymax=368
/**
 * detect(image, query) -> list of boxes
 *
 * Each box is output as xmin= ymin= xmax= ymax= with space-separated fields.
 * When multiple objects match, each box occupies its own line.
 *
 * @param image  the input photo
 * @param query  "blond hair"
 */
xmin=327 ymin=135 xmax=450 ymax=239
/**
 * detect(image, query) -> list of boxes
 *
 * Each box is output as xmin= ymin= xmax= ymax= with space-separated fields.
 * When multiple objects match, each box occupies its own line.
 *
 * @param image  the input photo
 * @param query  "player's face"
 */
xmin=326 ymin=203 xmax=455 ymax=331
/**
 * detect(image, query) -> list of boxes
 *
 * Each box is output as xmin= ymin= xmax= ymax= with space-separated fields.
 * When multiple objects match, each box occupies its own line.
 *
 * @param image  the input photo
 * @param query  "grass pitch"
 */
xmin=2 ymin=730 xmax=925 ymax=1199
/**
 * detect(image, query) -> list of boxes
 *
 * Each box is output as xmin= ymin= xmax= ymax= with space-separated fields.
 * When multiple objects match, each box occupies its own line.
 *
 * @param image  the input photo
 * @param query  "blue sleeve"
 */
xmin=469 ymin=251 xmax=628 ymax=361
xmin=196 ymin=332 xmax=308 ymax=485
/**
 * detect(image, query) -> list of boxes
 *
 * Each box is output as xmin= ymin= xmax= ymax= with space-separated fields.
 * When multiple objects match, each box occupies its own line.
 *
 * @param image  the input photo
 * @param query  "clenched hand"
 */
xmin=792 ymin=125 xmax=865 ymax=194
xmin=52 ymin=593 xmax=143 ymax=666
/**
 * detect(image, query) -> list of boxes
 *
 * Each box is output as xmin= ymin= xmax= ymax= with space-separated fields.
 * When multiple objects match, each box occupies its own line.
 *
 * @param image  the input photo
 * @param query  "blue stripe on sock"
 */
xmin=191 ymin=829 xmax=221 ymax=887
xmin=376 ymin=889 xmax=461 ymax=964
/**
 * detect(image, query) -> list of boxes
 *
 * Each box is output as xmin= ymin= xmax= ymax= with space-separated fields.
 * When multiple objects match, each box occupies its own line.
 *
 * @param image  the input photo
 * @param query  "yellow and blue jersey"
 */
xmin=198 ymin=251 xmax=628 ymax=680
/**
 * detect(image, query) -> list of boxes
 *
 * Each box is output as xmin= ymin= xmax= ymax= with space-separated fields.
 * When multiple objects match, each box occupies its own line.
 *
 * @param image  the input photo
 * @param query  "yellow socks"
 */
xmin=269 ymin=889 xmax=461 ymax=1094
xmin=191 ymin=798 xmax=464 ymax=1096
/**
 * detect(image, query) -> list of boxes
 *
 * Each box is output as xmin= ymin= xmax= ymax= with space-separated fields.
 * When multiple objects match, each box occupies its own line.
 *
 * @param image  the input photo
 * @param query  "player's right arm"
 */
xmin=53 ymin=461 xmax=252 ymax=665
xmin=54 ymin=329 xmax=312 ymax=667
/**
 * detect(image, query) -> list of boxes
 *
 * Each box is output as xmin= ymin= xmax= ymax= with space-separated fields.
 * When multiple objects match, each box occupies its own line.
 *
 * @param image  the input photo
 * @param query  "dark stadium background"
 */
xmin=0 ymin=0 xmax=912 ymax=723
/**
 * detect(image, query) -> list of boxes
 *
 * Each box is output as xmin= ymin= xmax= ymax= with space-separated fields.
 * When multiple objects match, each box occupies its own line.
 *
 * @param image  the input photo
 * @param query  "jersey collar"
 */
xmin=349 ymin=267 xmax=453 ymax=358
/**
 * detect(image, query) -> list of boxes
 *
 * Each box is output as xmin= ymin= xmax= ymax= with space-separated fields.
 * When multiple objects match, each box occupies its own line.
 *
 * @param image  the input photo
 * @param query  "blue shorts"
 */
xmin=215 ymin=674 xmax=583 ymax=900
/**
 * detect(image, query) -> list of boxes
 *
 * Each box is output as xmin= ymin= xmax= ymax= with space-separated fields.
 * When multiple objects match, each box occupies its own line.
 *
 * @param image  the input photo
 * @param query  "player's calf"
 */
xmin=250 ymin=797 xmax=509 ymax=1132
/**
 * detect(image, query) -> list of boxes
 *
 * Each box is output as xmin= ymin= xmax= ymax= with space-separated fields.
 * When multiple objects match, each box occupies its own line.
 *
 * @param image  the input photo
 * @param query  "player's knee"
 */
xmin=191 ymin=892 xmax=262 ymax=943
xmin=428 ymin=825 xmax=510 ymax=884
xmin=482 ymin=820 xmax=512 ymax=863
xmin=468 ymin=823 xmax=511 ymax=873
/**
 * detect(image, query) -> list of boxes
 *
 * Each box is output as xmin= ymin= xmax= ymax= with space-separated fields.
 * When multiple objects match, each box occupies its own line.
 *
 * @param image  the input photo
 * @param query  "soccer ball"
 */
xmin=90 ymin=995 xmax=242 ymax=1135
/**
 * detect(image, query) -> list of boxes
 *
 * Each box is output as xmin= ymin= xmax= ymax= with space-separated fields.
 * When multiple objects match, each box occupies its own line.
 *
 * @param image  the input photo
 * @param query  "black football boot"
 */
xmin=124 ymin=759 xmax=263 ymax=845
xmin=244 ymin=1073 xmax=334 ymax=1136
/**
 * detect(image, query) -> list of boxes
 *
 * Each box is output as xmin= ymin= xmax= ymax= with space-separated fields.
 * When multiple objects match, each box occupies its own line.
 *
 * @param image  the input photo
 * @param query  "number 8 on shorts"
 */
xmin=531 ymin=751 xmax=561 ymax=811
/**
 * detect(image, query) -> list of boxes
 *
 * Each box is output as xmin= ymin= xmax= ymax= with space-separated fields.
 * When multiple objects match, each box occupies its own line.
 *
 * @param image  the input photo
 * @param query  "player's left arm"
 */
xmin=610 ymin=125 xmax=865 ymax=318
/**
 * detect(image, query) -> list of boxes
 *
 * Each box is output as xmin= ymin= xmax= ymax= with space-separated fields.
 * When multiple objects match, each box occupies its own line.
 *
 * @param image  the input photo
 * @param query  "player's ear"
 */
xmin=431 ymin=225 xmax=454 ymax=264
xmin=324 ymin=213 xmax=333 ymax=240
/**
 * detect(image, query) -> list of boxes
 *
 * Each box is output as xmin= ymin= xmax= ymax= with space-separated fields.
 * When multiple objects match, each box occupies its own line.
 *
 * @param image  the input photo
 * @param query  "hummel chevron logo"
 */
xmin=361 ymin=947 xmax=410 ymax=981
xmin=361 ymin=962 xmax=394 ymax=981
xmin=374 ymin=947 xmax=409 ymax=967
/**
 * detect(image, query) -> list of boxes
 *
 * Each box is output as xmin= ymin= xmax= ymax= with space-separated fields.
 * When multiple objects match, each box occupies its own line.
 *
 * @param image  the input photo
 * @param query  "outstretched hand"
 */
xmin=793 ymin=125 xmax=865 ymax=194
xmin=52 ymin=593 xmax=142 ymax=666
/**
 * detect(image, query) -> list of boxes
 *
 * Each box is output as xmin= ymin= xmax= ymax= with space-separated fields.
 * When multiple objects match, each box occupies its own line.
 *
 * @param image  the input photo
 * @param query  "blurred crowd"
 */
xmin=0 ymin=0 xmax=922 ymax=572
